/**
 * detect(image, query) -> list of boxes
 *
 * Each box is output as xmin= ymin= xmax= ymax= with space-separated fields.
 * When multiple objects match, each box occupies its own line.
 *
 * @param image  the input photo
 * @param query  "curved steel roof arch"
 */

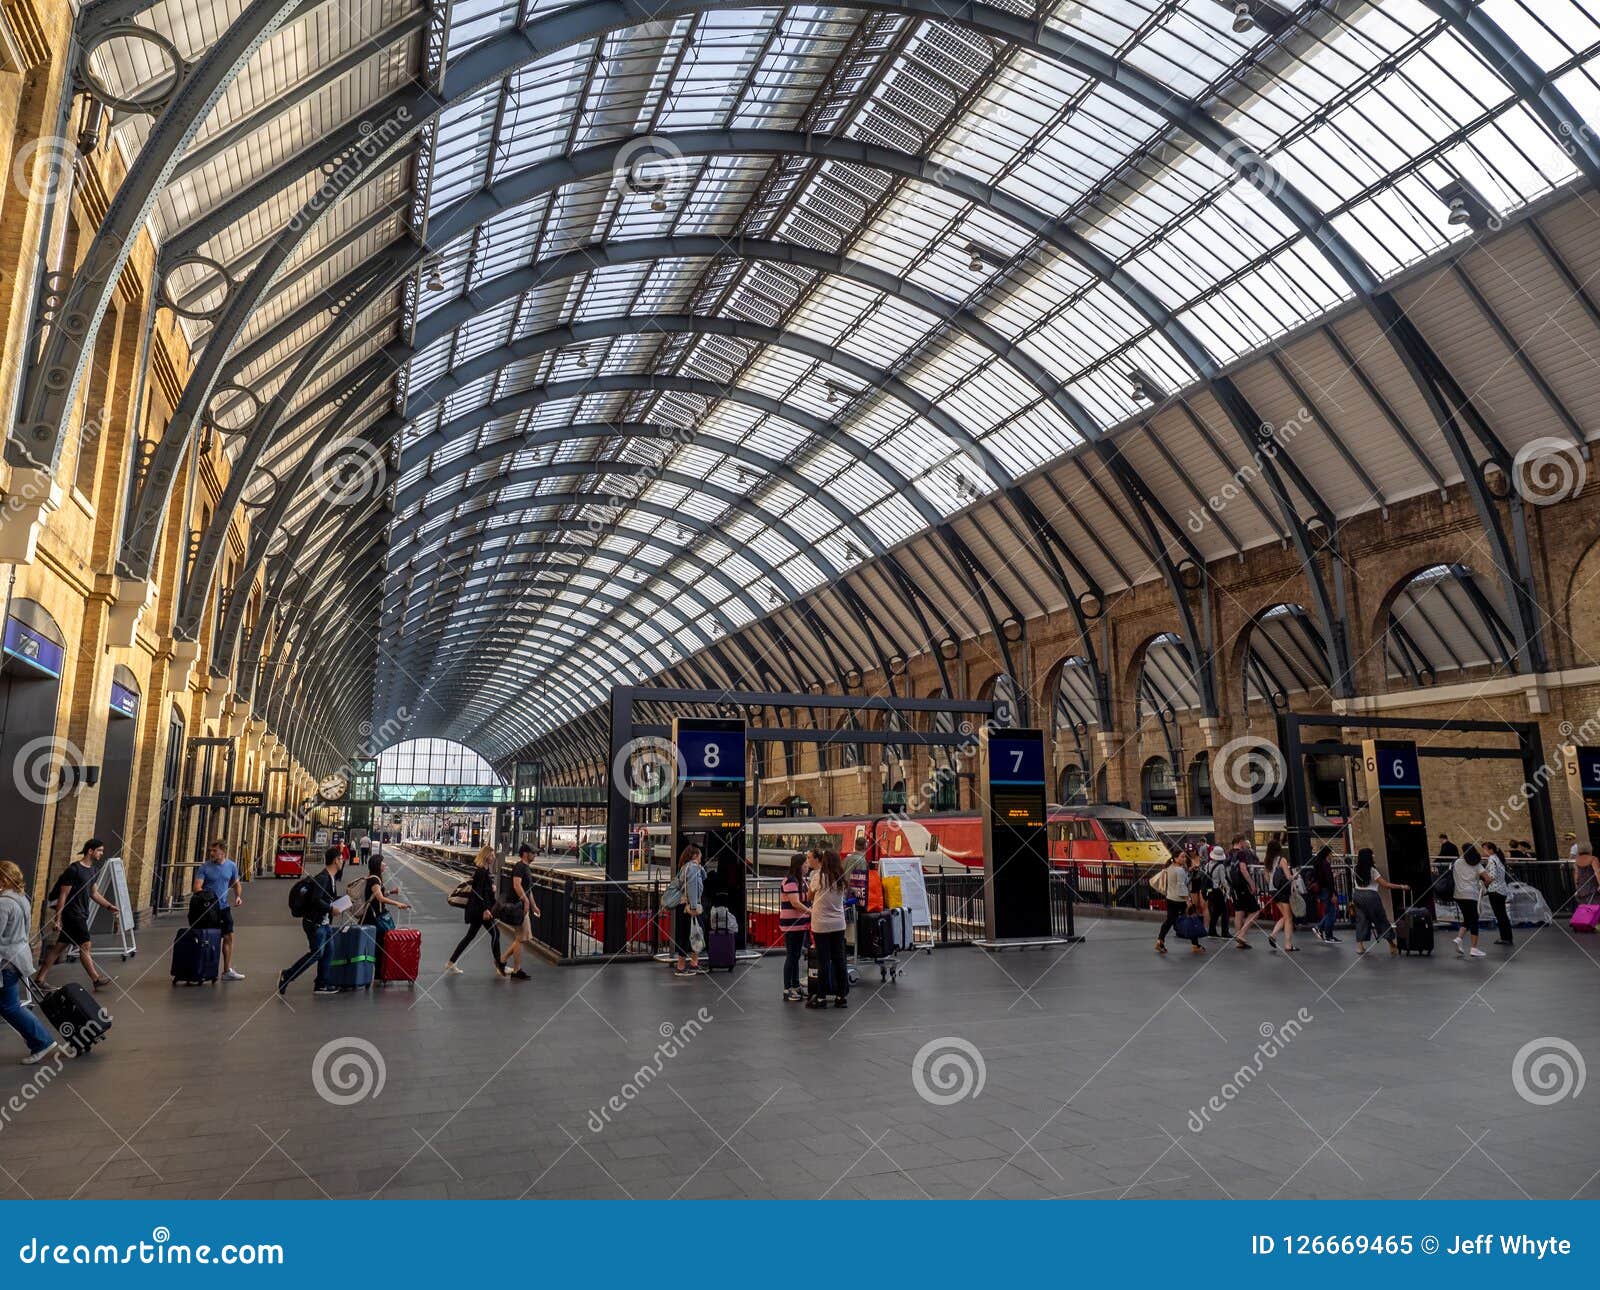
xmin=38 ymin=0 xmax=1598 ymax=756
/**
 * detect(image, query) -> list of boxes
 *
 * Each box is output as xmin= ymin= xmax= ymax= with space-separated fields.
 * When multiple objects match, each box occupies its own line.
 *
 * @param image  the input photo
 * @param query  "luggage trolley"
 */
xmin=852 ymin=901 xmax=911 ymax=983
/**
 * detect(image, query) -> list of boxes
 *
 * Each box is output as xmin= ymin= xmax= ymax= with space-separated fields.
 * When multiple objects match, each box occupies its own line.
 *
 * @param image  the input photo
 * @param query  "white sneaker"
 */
xmin=1453 ymin=937 xmax=1464 ymax=955
xmin=444 ymin=962 xmax=464 ymax=974
xmin=222 ymin=969 xmax=245 ymax=981
xmin=22 ymin=1041 xmax=59 ymax=1066
xmin=1469 ymin=947 xmax=1487 ymax=958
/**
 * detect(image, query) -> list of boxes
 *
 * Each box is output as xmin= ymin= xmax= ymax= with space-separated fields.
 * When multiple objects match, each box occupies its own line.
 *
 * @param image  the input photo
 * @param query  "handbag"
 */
xmin=372 ymin=909 xmax=397 ymax=933
xmin=689 ymin=918 xmax=705 ymax=954
xmin=447 ymin=880 xmax=472 ymax=909
xmin=659 ymin=869 xmax=686 ymax=911
xmin=493 ymin=898 xmax=526 ymax=926
xmin=1148 ymin=866 xmax=1169 ymax=899
xmin=1174 ymin=915 xmax=1206 ymax=941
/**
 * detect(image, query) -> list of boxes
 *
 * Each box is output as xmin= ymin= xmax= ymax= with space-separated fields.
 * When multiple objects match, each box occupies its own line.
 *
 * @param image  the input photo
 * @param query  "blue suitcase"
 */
xmin=171 ymin=926 xmax=222 ymax=985
xmin=326 ymin=925 xmax=378 ymax=989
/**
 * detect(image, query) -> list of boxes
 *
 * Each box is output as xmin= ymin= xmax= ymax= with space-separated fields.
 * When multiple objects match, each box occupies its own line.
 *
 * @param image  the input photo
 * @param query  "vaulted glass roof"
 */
xmin=74 ymin=0 xmax=1600 ymax=762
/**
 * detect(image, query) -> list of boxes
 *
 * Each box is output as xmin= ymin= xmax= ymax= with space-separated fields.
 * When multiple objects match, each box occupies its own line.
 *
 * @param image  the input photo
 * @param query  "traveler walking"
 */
xmin=1204 ymin=845 xmax=1232 ymax=939
xmin=445 ymin=845 xmax=503 ymax=975
xmin=1480 ymin=842 xmax=1513 ymax=947
xmin=1264 ymin=839 xmax=1298 ymax=952
xmin=1153 ymin=851 xmax=1191 ymax=954
xmin=1227 ymin=836 xmax=1263 ymax=948
xmin=1451 ymin=844 xmax=1487 ymax=959
xmin=1309 ymin=844 xmax=1342 ymax=944
xmin=359 ymin=854 xmax=411 ymax=932
xmin=194 ymin=840 xmax=246 ymax=980
xmin=497 ymin=844 xmax=541 ymax=980
xmin=660 ymin=843 xmax=706 ymax=976
xmin=1575 ymin=839 xmax=1599 ymax=908
xmin=33 ymin=840 xmax=117 ymax=992
xmin=0 ymin=861 xmax=57 ymax=1064
xmin=1349 ymin=848 xmax=1407 ymax=956
xmin=779 ymin=852 xmax=811 ymax=1001
xmin=277 ymin=847 xmax=343 ymax=997
xmin=807 ymin=848 xmax=849 ymax=1008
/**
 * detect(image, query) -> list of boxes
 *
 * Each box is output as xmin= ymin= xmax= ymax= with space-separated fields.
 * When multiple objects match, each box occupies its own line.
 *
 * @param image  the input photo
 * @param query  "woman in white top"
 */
xmin=806 ymin=849 xmax=849 ymax=1009
xmin=1480 ymin=842 xmax=1513 ymax=947
xmin=1451 ymin=845 xmax=1486 ymax=958
xmin=1153 ymin=853 xmax=1196 ymax=954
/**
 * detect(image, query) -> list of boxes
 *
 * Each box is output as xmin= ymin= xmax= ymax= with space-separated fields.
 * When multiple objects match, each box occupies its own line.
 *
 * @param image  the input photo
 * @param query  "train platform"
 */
xmin=1 ymin=852 xmax=1596 ymax=1202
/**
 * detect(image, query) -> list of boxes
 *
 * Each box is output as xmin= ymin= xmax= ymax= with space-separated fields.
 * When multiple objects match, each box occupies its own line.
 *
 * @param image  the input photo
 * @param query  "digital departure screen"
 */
xmin=1364 ymin=739 xmax=1430 ymax=900
xmin=981 ymin=730 xmax=1053 ymax=942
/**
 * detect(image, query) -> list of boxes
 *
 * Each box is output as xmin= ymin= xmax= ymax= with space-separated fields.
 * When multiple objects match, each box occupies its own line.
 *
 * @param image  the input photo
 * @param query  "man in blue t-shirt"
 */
xmin=193 ymin=840 xmax=245 ymax=980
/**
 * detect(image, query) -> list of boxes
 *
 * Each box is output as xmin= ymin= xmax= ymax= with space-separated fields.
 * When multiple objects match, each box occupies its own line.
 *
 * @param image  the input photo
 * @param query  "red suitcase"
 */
xmin=377 ymin=928 xmax=421 ymax=984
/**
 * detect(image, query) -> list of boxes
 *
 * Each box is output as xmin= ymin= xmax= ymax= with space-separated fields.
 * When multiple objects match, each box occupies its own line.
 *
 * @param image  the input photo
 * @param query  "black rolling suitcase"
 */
xmin=857 ymin=909 xmax=893 ymax=960
xmin=806 ymin=934 xmax=823 ymax=1001
xmin=38 ymin=982 xmax=113 ymax=1053
xmin=1395 ymin=908 xmax=1434 ymax=956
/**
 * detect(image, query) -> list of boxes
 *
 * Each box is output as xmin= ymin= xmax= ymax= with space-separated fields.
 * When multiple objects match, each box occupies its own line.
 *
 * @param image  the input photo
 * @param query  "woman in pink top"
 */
xmin=779 ymin=852 xmax=812 ymax=1002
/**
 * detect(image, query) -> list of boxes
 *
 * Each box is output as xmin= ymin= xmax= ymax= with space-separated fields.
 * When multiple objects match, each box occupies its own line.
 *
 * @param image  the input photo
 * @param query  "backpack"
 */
xmin=1432 ymin=865 xmax=1455 ymax=902
xmin=1208 ymin=860 xmax=1230 ymax=895
xmin=1229 ymin=853 xmax=1252 ymax=894
xmin=288 ymin=875 xmax=329 ymax=920
xmin=1190 ymin=863 xmax=1213 ymax=896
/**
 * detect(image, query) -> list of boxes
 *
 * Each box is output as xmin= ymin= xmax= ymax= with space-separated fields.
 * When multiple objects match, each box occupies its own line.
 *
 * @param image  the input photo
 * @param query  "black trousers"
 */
xmin=1157 ymin=897 xmax=1186 ymax=944
xmin=283 ymin=922 xmax=331 ymax=990
xmin=450 ymin=916 xmax=502 ymax=965
xmin=1206 ymin=890 xmax=1229 ymax=937
xmin=782 ymin=929 xmax=807 ymax=989
xmin=1487 ymin=891 xmax=1513 ymax=943
xmin=813 ymin=929 xmax=848 ymax=998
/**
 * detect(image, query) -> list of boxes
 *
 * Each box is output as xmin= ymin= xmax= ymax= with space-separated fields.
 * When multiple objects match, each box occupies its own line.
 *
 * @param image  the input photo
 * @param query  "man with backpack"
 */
xmin=1225 ymin=836 xmax=1263 ymax=948
xmin=277 ymin=848 xmax=344 ymax=997
xmin=1203 ymin=844 xmax=1232 ymax=939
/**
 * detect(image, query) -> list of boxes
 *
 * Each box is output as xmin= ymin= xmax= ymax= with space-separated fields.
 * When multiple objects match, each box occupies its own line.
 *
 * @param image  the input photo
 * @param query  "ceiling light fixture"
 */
xmin=1436 ymin=179 xmax=1495 ymax=233
xmin=1232 ymin=3 xmax=1253 ymax=33
xmin=966 ymin=242 xmax=984 ymax=272
xmin=1128 ymin=366 xmax=1164 ymax=404
xmin=426 ymin=266 xmax=444 ymax=291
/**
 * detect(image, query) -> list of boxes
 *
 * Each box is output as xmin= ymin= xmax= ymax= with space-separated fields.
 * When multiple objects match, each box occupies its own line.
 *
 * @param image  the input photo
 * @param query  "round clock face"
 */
xmin=318 ymin=773 xmax=349 ymax=800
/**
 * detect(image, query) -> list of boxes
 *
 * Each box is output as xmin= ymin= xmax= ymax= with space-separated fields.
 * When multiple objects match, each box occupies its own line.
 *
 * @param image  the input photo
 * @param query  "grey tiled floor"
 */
xmin=2 ymin=851 xmax=1596 ymax=1200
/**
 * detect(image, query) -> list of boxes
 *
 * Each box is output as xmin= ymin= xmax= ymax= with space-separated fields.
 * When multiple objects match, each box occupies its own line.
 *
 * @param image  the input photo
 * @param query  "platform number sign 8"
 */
xmin=703 ymin=742 xmax=720 ymax=771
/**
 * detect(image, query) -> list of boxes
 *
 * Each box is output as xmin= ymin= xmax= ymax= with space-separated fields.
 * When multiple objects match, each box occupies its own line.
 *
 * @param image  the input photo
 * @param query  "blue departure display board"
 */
xmin=1374 ymin=743 xmax=1421 ymax=790
xmin=987 ymin=734 xmax=1045 ymax=786
xmin=678 ymin=725 xmax=745 ymax=782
